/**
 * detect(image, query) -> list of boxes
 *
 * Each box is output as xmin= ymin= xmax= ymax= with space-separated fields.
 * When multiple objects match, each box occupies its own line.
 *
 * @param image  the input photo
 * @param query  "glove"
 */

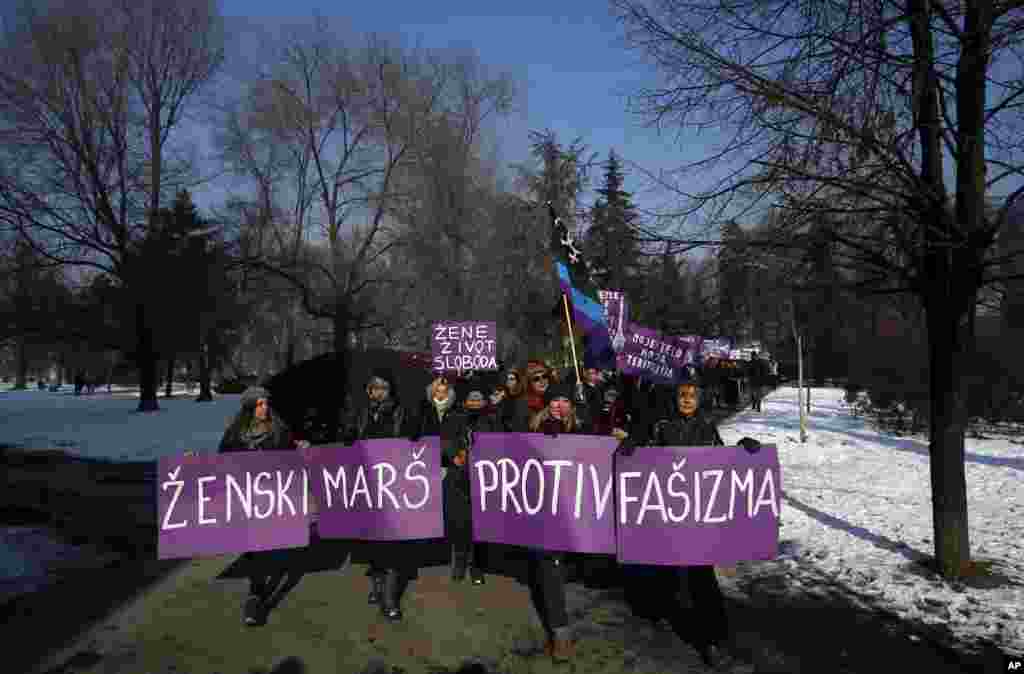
xmin=575 ymin=382 xmax=587 ymax=404
xmin=738 ymin=437 xmax=761 ymax=453
xmin=615 ymin=436 xmax=636 ymax=457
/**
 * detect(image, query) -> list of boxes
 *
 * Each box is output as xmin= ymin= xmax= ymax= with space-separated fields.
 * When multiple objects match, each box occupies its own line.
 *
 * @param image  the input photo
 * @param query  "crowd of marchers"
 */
xmin=214 ymin=353 xmax=776 ymax=670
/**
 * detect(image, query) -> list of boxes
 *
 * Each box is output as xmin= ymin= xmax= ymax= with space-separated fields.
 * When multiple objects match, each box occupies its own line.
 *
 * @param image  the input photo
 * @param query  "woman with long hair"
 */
xmin=218 ymin=386 xmax=306 ymax=626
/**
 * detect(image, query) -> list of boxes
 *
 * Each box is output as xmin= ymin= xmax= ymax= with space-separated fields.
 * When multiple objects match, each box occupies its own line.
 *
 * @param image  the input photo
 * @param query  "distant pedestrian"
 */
xmin=749 ymin=352 xmax=768 ymax=412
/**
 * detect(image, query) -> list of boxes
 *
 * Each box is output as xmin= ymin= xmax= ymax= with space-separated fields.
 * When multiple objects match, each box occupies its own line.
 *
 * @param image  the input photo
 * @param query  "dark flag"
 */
xmin=546 ymin=201 xmax=616 ymax=369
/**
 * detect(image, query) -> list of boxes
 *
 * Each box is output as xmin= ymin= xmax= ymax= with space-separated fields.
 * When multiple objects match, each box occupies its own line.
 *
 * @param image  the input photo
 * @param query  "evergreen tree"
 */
xmin=716 ymin=220 xmax=750 ymax=340
xmin=586 ymin=150 xmax=642 ymax=294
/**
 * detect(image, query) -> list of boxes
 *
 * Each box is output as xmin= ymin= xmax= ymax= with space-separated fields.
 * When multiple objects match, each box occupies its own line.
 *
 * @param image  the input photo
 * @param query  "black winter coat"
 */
xmin=579 ymin=382 xmax=605 ymax=427
xmin=340 ymin=398 xmax=409 ymax=442
xmin=650 ymin=411 xmax=725 ymax=448
xmin=409 ymin=387 xmax=462 ymax=465
xmin=498 ymin=396 xmax=531 ymax=433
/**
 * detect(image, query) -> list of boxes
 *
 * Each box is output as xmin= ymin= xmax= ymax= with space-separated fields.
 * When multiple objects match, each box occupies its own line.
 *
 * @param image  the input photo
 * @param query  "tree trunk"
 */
xmin=164 ymin=354 xmax=175 ymax=398
xmin=331 ymin=303 xmax=352 ymax=442
xmin=924 ymin=292 xmax=972 ymax=578
xmin=14 ymin=336 xmax=28 ymax=390
xmin=135 ymin=302 xmax=159 ymax=412
xmin=196 ymin=338 xmax=213 ymax=402
xmin=284 ymin=313 xmax=297 ymax=371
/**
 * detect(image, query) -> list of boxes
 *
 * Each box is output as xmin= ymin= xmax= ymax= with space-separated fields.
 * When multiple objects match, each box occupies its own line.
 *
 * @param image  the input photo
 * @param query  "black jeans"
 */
xmin=244 ymin=550 xmax=287 ymax=598
xmin=624 ymin=564 xmax=728 ymax=647
xmin=443 ymin=464 xmax=473 ymax=548
xmin=679 ymin=565 xmax=729 ymax=647
xmin=527 ymin=552 xmax=569 ymax=634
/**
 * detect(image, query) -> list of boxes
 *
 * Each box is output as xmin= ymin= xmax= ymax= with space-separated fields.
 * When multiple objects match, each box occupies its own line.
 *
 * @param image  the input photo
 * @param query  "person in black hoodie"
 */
xmin=339 ymin=369 xmax=416 ymax=621
xmin=219 ymin=386 xmax=306 ymax=626
xmin=615 ymin=370 xmax=761 ymax=669
xmin=444 ymin=383 xmax=499 ymax=585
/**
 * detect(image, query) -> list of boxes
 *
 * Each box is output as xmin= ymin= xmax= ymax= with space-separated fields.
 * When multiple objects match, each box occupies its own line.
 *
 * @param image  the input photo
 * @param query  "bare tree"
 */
xmin=613 ymin=0 xmax=1024 ymax=578
xmin=388 ymin=47 xmax=515 ymax=325
xmin=0 ymin=0 xmax=224 ymax=411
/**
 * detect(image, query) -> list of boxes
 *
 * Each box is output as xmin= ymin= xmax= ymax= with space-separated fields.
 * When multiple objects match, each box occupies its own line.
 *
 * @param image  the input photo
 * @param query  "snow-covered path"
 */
xmin=719 ymin=387 xmax=1024 ymax=657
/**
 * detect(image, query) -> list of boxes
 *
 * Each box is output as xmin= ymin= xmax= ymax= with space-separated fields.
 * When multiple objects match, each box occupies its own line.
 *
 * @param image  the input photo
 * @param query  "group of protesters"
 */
xmin=215 ymin=355 xmax=768 ymax=670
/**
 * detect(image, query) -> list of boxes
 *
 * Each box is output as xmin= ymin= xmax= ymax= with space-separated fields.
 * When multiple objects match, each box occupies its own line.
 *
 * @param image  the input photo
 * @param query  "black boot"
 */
xmin=381 ymin=570 xmax=403 ymax=621
xmin=451 ymin=545 xmax=468 ymax=582
xmin=367 ymin=573 xmax=384 ymax=605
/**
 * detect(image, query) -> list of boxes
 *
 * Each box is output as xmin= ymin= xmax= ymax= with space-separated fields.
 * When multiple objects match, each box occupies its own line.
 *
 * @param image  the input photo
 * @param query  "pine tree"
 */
xmin=586 ymin=150 xmax=642 ymax=294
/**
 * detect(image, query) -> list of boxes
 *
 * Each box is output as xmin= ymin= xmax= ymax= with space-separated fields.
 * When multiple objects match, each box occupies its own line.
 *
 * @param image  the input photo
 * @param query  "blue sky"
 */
xmin=198 ymin=1 xmax=1023 ymax=238
xmin=200 ymin=0 xmax=722 ymax=227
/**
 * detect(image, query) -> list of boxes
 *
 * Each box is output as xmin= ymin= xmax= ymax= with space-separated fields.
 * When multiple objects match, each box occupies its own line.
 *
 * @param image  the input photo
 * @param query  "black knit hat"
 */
xmin=240 ymin=386 xmax=270 ymax=411
xmin=367 ymin=368 xmax=395 ymax=389
xmin=544 ymin=379 xmax=574 ymax=405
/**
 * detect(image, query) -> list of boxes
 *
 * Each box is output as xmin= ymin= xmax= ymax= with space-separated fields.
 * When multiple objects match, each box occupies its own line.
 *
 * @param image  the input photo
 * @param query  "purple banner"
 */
xmin=470 ymin=432 xmax=619 ymax=554
xmin=158 ymin=452 xmax=311 ymax=560
xmin=598 ymin=290 xmax=629 ymax=353
xmin=615 ymin=445 xmax=781 ymax=566
xmin=306 ymin=439 xmax=444 ymax=541
xmin=617 ymin=324 xmax=696 ymax=383
xmin=676 ymin=335 xmax=704 ymax=367
xmin=701 ymin=337 xmax=734 ymax=359
xmin=432 ymin=321 xmax=498 ymax=371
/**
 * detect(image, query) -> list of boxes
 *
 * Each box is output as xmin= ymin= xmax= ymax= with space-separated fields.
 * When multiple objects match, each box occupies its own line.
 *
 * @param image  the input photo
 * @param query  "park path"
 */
xmin=10 ymin=396 xmax=1000 ymax=674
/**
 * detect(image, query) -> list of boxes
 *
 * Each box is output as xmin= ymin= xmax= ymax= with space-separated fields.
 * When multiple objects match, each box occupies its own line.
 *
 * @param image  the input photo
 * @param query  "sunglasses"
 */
xmin=531 ymin=375 xmax=548 ymax=383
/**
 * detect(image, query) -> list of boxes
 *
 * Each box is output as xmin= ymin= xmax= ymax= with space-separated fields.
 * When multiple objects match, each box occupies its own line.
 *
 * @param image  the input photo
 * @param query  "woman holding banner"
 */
xmin=615 ymin=371 xmax=761 ymax=669
xmin=218 ymin=386 xmax=307 ymax=626
xmin=517 ymin=378 xmax=589 ymax=662
xmin=409 ymin=376 xmax=486 ymax=584
xmin=340 ymin=369 xmax=417 ymax=621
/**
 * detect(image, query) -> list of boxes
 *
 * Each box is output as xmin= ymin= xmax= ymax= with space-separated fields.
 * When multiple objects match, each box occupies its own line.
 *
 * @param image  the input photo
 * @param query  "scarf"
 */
xmin=432 ymin=394 xmax=453 ymax=422
xmin=241 ymin=417 xmax=274 ymax=450
xmin=369 ymin=398 xmax=396 ymax=422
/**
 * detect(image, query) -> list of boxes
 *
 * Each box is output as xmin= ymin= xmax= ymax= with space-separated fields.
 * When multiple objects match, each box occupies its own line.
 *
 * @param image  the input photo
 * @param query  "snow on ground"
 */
xmin=1 ymin=383 xmax=1022 ymax=657
xmin=719 ymin=386 xmax=1024 ymax=658
xmin=0 ymin=385 xmax=242 ymax=460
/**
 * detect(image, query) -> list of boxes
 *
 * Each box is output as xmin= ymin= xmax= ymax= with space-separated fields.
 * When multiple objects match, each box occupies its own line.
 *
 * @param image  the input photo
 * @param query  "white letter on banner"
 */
xmin=475 ymin=460 xmax=498 ymax=512
xmin=618 ymin=472 xmax=642 ymax=524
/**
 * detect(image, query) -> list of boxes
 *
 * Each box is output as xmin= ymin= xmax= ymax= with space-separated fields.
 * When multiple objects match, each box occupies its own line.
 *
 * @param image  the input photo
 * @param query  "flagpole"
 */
xmin=562 ymin=292 xmax=582 ymax=386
